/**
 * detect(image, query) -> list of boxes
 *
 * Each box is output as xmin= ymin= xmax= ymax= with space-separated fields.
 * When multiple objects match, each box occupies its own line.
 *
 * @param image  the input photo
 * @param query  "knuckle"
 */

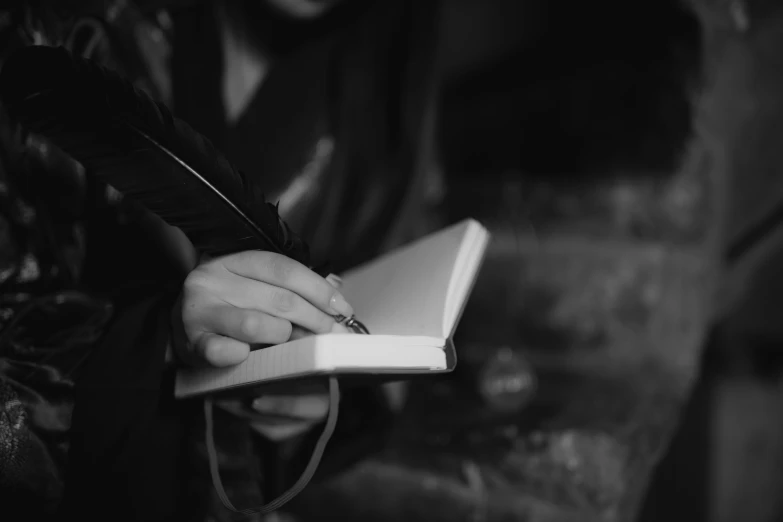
xmin=267 ymin=254 xmax=294 ymax=283
xmin=271 ymin=288 xmax=297 ymax=313
xmin=218 ymin=250 xmax=261 ymax=276
xmin=181 ymin=306 xmax=198 ymax=329
xmin=183 ymin=269 xmax=212 ymax=294
xmin=181 ymin=298 xmax=204 ymax=329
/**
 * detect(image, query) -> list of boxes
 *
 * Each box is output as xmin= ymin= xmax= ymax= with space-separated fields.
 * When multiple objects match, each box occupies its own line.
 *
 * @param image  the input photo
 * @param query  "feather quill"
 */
xmin=0 ymin=45 xmax=312 ymax=265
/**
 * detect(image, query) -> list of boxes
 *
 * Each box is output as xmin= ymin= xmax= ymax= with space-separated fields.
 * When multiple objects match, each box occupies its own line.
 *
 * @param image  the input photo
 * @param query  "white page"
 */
xmin=175 ymin=220 xmax=488 ymax=398
xmin=443 ymin=221 xmax=490 ymax=336
xmin=339 ymin=220 xmax=473 ymax=337
xmin=175 ymin=335 xmax=447 ymax=397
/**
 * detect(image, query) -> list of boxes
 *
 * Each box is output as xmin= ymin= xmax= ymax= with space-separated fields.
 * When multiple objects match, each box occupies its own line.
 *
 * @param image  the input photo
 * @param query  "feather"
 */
xmin=0 ymin=45 xmax=313 ymax=266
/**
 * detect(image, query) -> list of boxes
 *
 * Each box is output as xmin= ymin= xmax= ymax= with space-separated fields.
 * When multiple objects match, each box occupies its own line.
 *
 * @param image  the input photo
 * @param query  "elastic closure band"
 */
xmin=205 ymin=377 xmax=341 ymax=518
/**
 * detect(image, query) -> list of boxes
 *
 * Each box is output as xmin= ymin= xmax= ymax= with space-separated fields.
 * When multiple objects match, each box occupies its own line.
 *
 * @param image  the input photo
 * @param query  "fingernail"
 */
xmin=329 ymin=292 xmax=353 ymax=317
xmin=326 ymin=274 xmax=343 ymax=289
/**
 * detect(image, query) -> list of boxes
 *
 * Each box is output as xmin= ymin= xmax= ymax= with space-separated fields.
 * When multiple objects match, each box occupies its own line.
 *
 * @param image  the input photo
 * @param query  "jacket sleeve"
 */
xmin=58 ymin=284 xmax=195 ymax=522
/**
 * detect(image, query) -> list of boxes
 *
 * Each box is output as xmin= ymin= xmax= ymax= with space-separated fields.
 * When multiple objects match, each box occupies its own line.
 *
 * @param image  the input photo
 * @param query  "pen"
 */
xmin=333 ymin=314 xmax=370 ymax=335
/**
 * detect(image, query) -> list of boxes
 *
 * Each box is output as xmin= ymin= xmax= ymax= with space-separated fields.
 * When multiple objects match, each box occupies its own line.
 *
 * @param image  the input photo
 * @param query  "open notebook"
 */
xmin=175 ymin=218 xmax=490 ymax=398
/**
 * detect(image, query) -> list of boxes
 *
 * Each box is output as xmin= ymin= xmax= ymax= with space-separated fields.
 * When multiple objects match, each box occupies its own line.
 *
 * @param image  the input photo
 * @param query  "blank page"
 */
xmin=339 ymin=220 xmax=473 ymax=336
xmin=175 ymin=334 xmax=447 ymax=398
xmin=443 ymin=220 xmax=490 ymax=336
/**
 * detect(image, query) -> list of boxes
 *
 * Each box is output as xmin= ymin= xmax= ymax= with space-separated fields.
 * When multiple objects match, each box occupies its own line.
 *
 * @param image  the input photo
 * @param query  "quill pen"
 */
xmin=0 ymin=45 xmax=313 ymax=266
xmin=0 ymin=45 xmax=350 ymax=516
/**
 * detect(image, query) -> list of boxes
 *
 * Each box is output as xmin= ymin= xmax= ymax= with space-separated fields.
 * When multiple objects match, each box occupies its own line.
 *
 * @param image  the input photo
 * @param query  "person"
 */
xmin=0 ymin=0 xmax=441 ymax=520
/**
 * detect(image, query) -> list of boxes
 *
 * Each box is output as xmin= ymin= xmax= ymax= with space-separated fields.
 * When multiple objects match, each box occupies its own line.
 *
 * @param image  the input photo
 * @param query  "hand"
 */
xmin=217 ymin=381 xmax=332 ymax=441
xmin=173 ymin=250 xmax=353 ymax=367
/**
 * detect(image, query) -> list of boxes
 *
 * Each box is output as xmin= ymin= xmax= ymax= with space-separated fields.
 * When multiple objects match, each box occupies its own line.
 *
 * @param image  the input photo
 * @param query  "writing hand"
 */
xmin=173 ymin=251 xmax=353 ymax=367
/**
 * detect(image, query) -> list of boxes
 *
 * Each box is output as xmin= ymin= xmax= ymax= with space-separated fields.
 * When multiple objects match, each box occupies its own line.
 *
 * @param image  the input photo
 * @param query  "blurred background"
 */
xmin=3 ymin=0 xmax=783 ymax=520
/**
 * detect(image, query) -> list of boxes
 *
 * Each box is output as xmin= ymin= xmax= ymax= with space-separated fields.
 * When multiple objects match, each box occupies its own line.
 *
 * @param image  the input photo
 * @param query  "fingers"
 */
xmin=217 ymin=278 xmax=338 ymax=334
xmin=248 ymin=392 xmax=332 ymax=440
xmin=195 ymin=305 xmax=293 ymax=344
xmin=288 ymin=321 xmax=351 ymax=341
xmin=179 ymin=255 xmax=353 ymax=370
xmin=325 ymin=273 xmax=343 ymax=289
xmin=220 ymin=252 xmax=353 ymax=317
xmin=289 ymin=325 xmax=311 ymax=341
xmin=186 ymin=303 xmax=341 ymax=368
xmin=250 ymin=421 xmax=313 ymax=441
xmin=193 ymin=333 xmax=251 ymax=367
xmin=251 ymin=393 xmax=330 ymax=420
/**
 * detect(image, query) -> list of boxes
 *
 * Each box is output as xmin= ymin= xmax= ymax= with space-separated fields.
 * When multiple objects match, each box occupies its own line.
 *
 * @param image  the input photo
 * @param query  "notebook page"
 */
xmin=443 ymin=221 xmax=490 ymax=336
xmin=175 ymin=335 xmax=448 ymax=397
xmin=339 ymin=220 xmax=472 ymax=336
xmin=175 ymin=340 xmax=318 ymax=397
xmin=327 ymin=341 xmax=448 ymax=369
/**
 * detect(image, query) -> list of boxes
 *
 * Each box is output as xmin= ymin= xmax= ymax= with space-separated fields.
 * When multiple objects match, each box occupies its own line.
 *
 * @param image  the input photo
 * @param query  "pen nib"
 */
xmin=333 ymin=314 xmax=371 ymax=335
